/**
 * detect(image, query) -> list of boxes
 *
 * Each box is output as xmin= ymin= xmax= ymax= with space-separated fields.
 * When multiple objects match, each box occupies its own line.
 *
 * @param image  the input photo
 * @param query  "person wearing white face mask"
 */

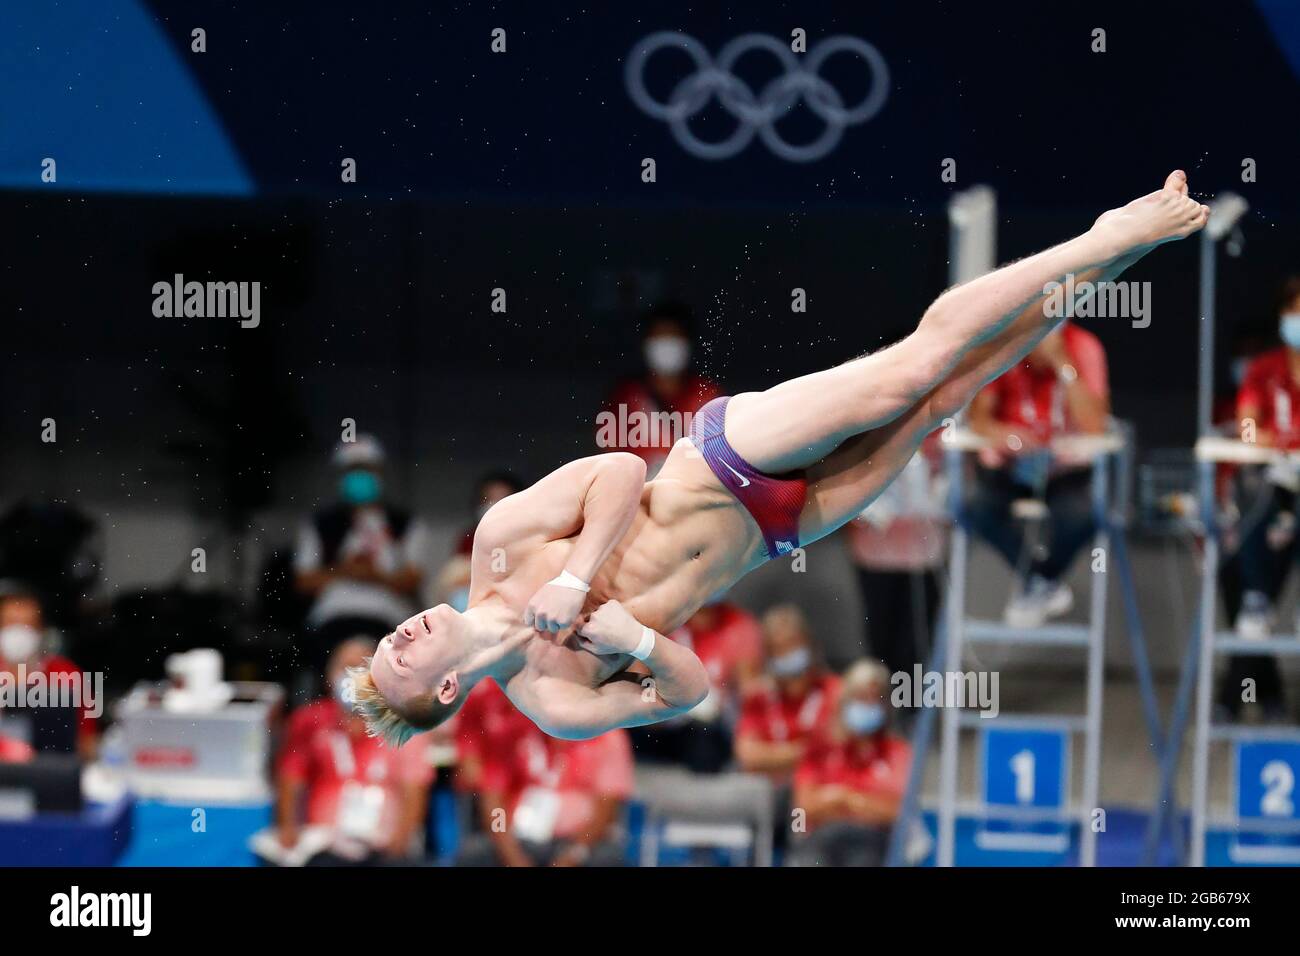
xmin=598 ymin=301 xmax=722 ymax=476
xmin=0 ymin=589 xmax=99 ymax=760
xmin=736 ymin=604 xmax=839 ymax=781
xmin=786 ymin=658 xmax=911 ymax=867
xmin=271 ymin=637 xmax=434 ymax=865
xmin=0 ymin=619 xmax=41 ymax=664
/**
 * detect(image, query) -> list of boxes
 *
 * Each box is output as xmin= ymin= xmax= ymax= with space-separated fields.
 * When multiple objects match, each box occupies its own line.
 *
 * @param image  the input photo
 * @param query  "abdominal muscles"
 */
xmin=589 ymin=446 xmax=761 ymax=634
xmin=490 ymin=440 xmax=760 ymax=695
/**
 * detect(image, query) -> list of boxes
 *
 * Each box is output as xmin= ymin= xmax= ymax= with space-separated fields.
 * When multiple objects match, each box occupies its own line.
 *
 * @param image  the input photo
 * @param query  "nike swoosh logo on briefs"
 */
xmin=720 ymin=459 xmax=751 ymax=488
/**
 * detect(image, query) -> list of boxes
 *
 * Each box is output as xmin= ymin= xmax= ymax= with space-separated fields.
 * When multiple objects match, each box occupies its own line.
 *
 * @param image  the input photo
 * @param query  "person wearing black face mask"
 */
xmin=598 ymin=301 xmax=722 ymax=477
xmin=294 ymin=436 xmax=431 ymax=687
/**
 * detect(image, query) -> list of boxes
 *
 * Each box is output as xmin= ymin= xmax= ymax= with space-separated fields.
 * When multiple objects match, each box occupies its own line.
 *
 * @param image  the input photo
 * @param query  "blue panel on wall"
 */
xmin=0 ymin=0 xmax=252 ymax=195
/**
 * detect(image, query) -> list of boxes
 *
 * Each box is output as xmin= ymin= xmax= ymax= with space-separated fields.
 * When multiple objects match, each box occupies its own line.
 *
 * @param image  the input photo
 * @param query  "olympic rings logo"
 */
xmin=625 ymin=32 xmax=890 ymax=163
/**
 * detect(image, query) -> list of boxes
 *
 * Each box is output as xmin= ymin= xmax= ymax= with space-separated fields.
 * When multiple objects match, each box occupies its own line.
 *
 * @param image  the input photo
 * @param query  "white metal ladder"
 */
xmin=936 ymin=430 xmax=1123 ymax=866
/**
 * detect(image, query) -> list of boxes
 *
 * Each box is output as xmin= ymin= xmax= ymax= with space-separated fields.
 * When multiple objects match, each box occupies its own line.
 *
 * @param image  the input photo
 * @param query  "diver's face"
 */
xmin=370 ymin=605 xmax=463 ymax=708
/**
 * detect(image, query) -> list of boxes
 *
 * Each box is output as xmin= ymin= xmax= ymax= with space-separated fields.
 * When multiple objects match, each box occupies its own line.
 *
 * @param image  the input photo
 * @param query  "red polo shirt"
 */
xmin=454 ymin=680 xmax=536 ymax=773
xmin=736 ymin=673 xmax=840 ymax=745
xmin=278 ymin=698 xmax=433 ymax=843
xmin=795 ymin=732 xmax=912 ymax=817
xmin=669 ymin=603 xmax=762 ymax=707
xmin=0 ymin=653 xmax=99 ymax=748
xmin=981 ymin=323 xmax=1108 ymax=442
xmin=1238 ymin=347 xmax=1300 ymax=449
xmin=600 ymin=376 xmax=722 ymax=468
xmin=455 ymin=681 xmax=634 ymax=840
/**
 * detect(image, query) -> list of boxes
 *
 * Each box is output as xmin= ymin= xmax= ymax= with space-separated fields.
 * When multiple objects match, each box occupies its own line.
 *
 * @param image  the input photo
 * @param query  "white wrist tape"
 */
xmin=631 ymin=626 xmax=656 ymax=662
xmin=549 ymin=570 xmax=590 ymax=592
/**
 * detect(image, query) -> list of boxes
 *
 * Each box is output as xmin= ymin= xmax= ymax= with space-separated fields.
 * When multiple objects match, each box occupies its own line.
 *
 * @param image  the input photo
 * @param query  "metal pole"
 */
xmin=1190 ymin=460 xmax=1218 ymax=866
xmin=1143 ymin=613 xmax=1202 ymax=865
xmin=886 ymin=600 xmax=948 ymax=867
xmin=1197 ymin=233 xmax=1216 ymax=437
xmin=1079 ymin=456 xmax=1109 ymax=866
xmin=1110 ymin=531 xmax=1164 ymax=752
xmin=936 ymin=185 xmax=997 ymax=868
xmin=937 ymin=448 xmax=966 ymax=867
xmin=1186 ymin=195 xmax=1249 ymax=865
xmin=1189 ymin=223 xmax=1228 ymax=866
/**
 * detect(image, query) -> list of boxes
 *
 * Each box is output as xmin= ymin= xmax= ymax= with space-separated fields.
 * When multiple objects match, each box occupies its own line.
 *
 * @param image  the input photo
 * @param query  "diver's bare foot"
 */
xmin=1091 ymin=170 xmax=1210 ymax=258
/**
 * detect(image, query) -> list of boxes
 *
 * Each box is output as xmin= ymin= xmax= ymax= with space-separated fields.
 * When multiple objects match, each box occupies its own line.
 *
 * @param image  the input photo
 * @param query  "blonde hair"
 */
xmin=842 ymin=658 xmax=891 ymax=696
xmin=344 ymin=658 xmax=460 ymax=747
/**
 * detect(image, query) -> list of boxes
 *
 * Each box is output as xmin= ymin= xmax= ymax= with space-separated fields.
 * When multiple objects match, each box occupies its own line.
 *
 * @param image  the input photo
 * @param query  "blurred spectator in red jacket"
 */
xmin=786 ymin=659 xmax=911 ymax=867
xmin=598 ymin=301 xmax=722 ymax=476
xmin=454 ymin=681 xmax=632 ymax=867
xmin=629 ymin=600 xmax=761 ymax=773
xmin=675 ymin=601 xmax=763 ymax=711
xmin=274 ymin=637 xmax=434 ymax=865
xmin=735 ymin=604 xmax=839 ymax=782
xmin=0 ymin=589 xmax=99 ymax=760
xmin=962 ymin=322 xmax=1110 ymax=629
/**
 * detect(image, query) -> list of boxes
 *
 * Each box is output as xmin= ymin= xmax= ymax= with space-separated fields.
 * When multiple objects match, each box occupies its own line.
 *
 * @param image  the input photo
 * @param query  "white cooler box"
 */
xmin=117 ymin=681 xmax=283 ymax=804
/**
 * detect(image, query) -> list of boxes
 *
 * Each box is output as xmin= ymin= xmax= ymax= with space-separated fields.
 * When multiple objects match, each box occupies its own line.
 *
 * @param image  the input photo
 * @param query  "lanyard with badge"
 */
xmin=767 ymin=686 xmax=790 ymax=741
xmin=329 ymin=732 xmax=388 ymax=843
xmin=1019 ymin=373 xmax=1066 ymax=435
xmin=1012 ymin=376 xmax=1055 ymax=489
xmin=797 ymin=688 xmax=824 ymax=733
xmin=1275 ymin=386 xmax=1294 ymax=441
xmin=512 ymin=738 xmax=563 ymax=844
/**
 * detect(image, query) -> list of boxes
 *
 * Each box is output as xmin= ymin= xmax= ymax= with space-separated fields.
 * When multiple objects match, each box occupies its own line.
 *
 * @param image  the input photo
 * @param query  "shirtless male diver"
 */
xmin=352 ymin=171 xmax=1208 ymax=744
